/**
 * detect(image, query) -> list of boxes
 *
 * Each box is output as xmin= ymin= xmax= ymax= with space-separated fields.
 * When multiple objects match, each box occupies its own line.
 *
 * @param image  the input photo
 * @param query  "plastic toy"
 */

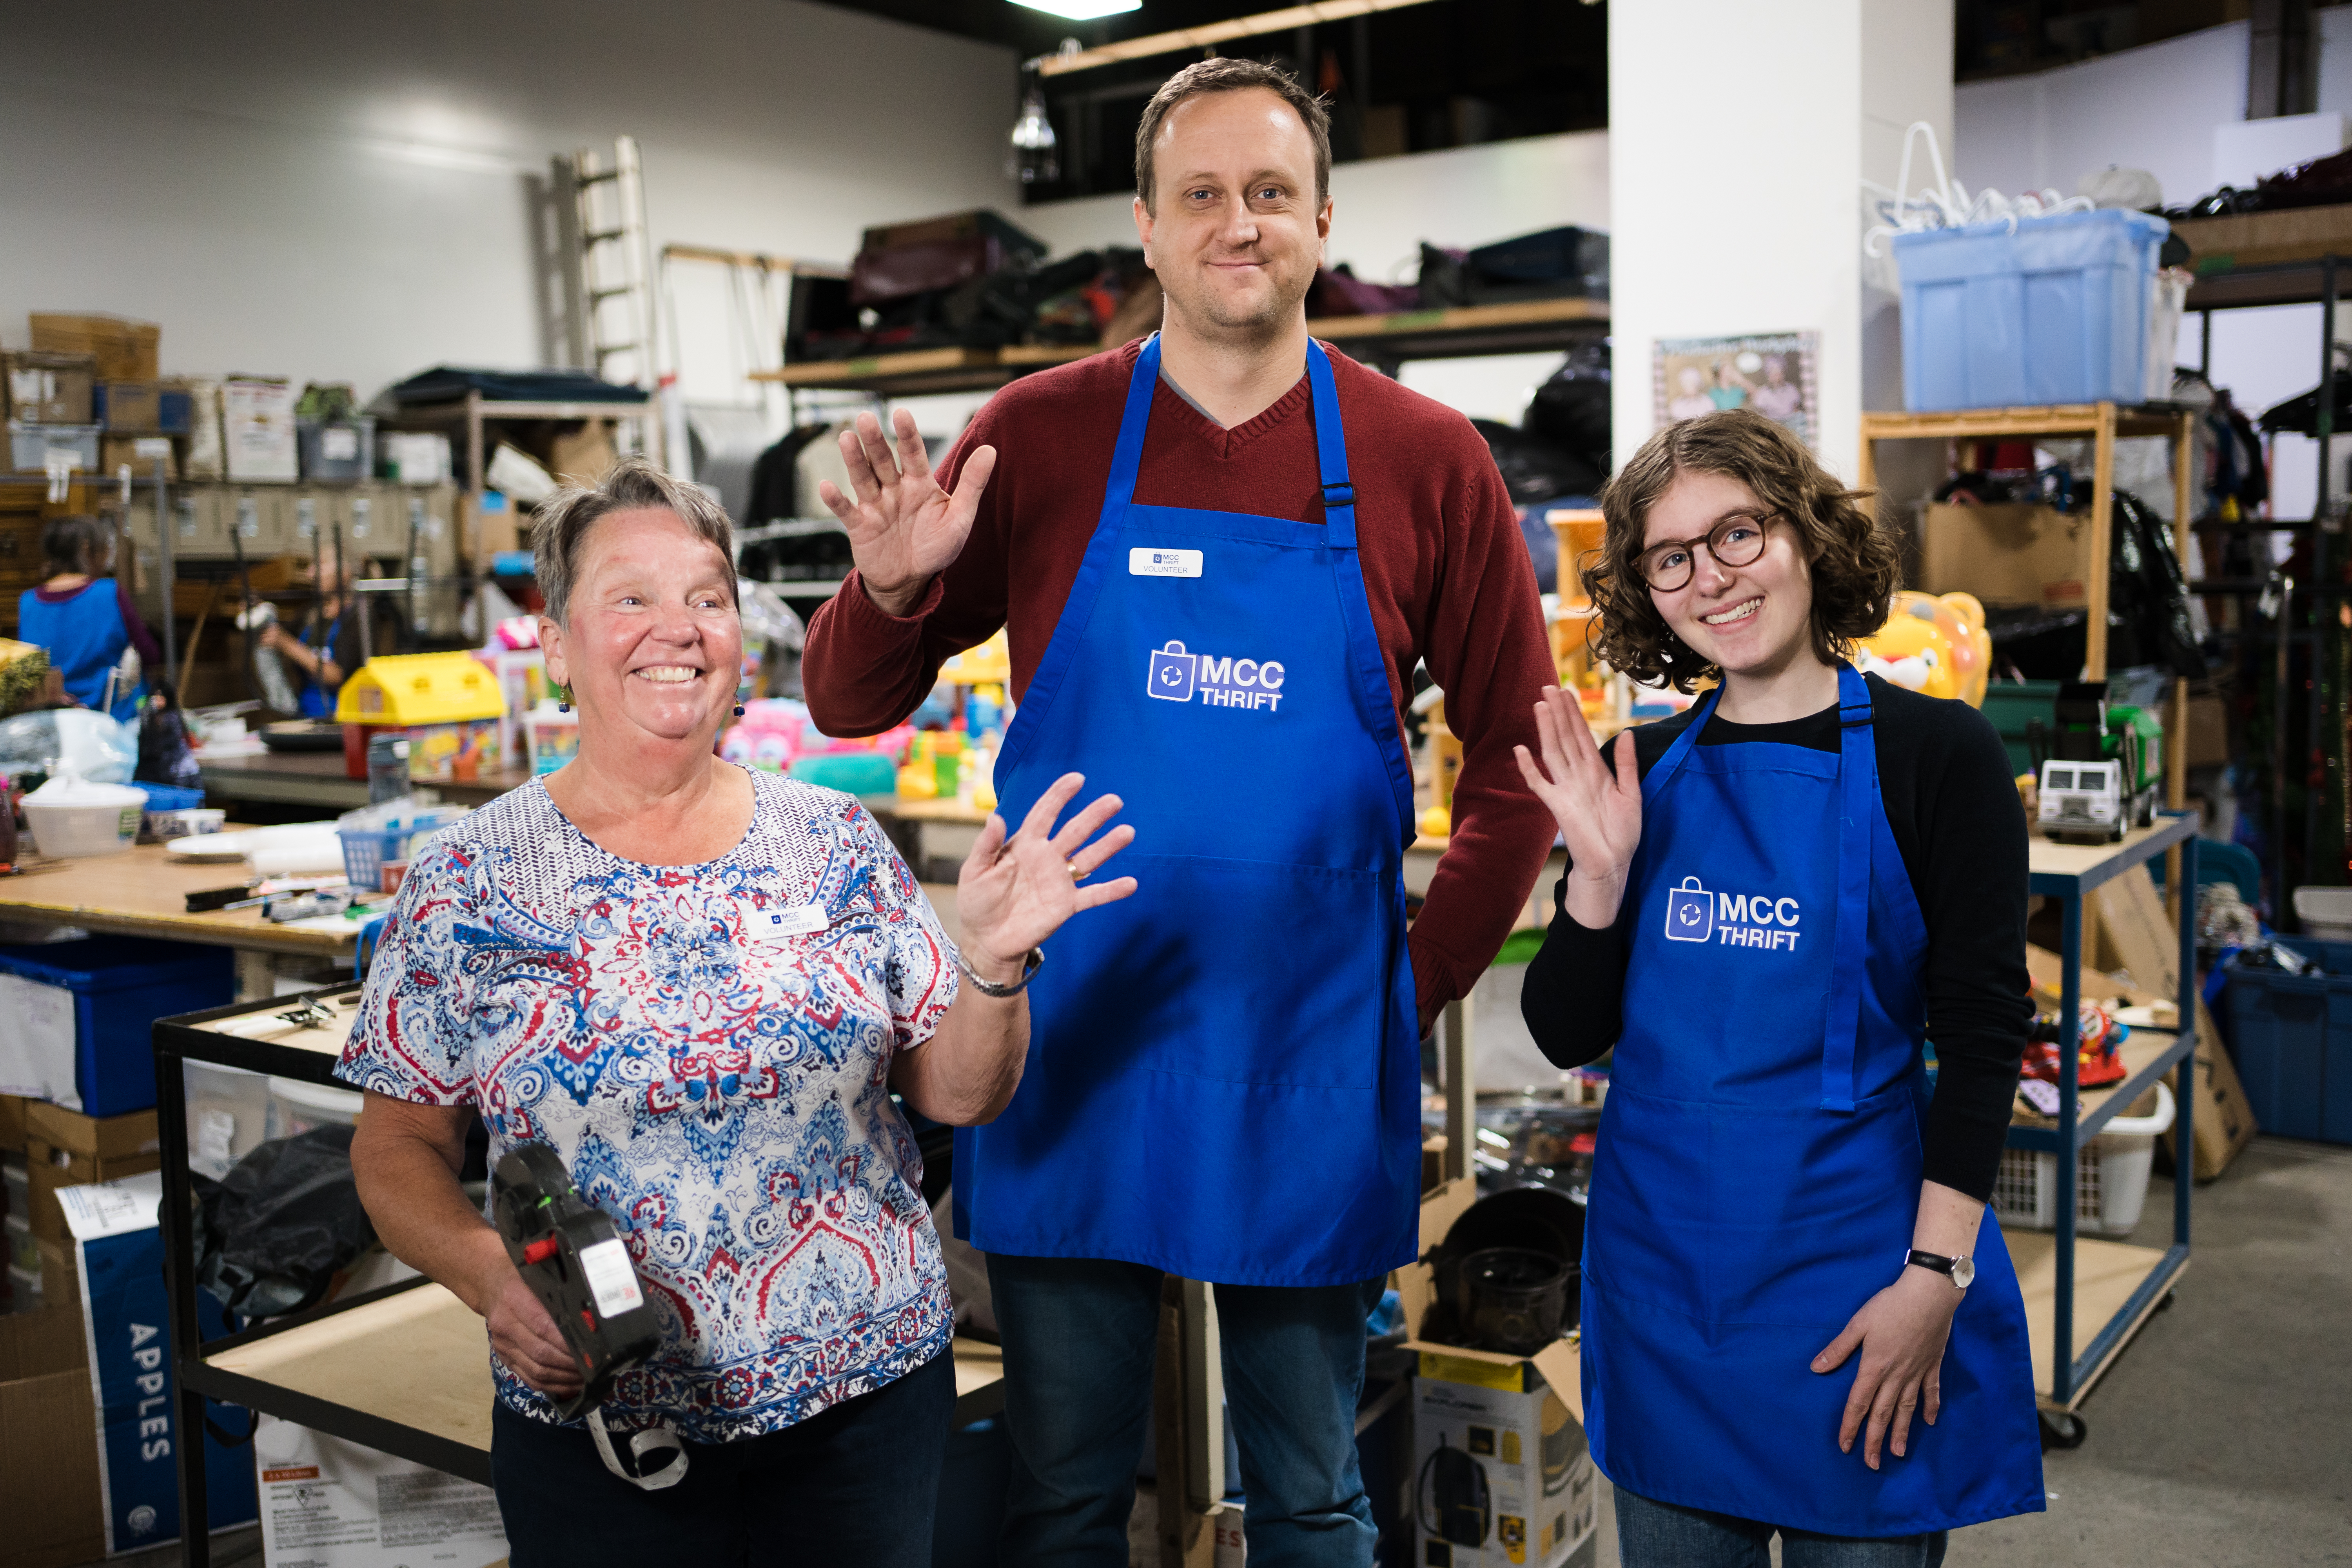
xmin=1851 ymin=590 xmax=1992 ymax=706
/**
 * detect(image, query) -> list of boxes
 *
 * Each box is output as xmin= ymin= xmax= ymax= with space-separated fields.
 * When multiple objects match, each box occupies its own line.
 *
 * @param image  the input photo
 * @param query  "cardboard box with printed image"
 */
xmin=1399 ymin=1180 xmax=1599 ymax=1568
xmin=4 ymin=351 xmax=96 ymax=425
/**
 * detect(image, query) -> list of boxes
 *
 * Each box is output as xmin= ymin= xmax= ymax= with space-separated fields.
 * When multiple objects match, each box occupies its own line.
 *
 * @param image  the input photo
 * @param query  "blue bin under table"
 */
xmin=1894 ymin=208 xmax=2168 ymax=412
xmin=0 ymin=936 xmax=234 ymax=1117
xmin=2224 ymin=936 xmax=2352 ymax=1145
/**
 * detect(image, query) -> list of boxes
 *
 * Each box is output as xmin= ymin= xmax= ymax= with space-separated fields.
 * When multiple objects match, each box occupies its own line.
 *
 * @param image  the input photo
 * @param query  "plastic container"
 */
xmin=8 ymin=421 xmax=100 ymax=474
xmin=1991 ymin=1080 xmax=2175 ymax=1235
xmin=265 ymin=1076 xmax=364 ymax=1140
xmin=789 ymin=752 xmax=898 ymax=795
xmin=2225 ymin=936 xmax=2352 ymax=1143
xmin=20 ymin=775 xmax=145 ymax=857
xmin=1893 ymin=208 xmax=2169 ymax=412
xmin=336 ymin=804 xmax=466 ymax=892
xmin=296 ymin=417 xmax=375 ymax=481
xmin=0 ymin=935 xmax=236 ymax=1116
xmin=2292 ymin=887 xmax=2352 ymax=942
xmin=185 ymin=1060 xmax=273 ymax=1180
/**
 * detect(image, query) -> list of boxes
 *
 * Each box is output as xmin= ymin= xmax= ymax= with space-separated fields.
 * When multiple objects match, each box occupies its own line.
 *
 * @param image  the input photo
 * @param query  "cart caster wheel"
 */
xmin=2158 ymin=1289 xmax=2178 ymax=1311
xmin=2040 ymin=1411 xmax=2088 ymax=1451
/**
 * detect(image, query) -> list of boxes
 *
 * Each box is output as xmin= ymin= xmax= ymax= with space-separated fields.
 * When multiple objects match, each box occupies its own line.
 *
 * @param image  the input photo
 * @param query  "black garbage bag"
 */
xmin=1982 ymin=489 xmax=2205 ymax=681
xmin=192 ymin=1125 xmax=377 ymax=1318
xmin=1524 ymin=341 xmax=1612 ymax=472
xmin=1473 ymin=420 xmax=1604 ymax=506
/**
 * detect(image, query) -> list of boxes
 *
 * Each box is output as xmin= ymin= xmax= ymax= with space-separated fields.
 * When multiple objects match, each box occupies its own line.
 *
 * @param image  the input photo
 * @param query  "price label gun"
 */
xmin=491 ymin=1143 xmax=685 ymax=1489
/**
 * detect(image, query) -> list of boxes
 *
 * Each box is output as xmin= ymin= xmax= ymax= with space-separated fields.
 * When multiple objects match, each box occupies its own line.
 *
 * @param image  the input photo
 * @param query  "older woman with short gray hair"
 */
xmin=339 ymin=458 xmax=1135 ymax=1565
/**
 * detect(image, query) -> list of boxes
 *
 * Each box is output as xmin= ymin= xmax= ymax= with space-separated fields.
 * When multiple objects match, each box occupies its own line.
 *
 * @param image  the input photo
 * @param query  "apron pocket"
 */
xmin=1034 ymin=853 xmax=1397 ymax=1089
xmin=1702 ymin=1097 xmax=1921 ymax=1327
xmin=1584 ymin=1089 xmax=1712 ymax=1314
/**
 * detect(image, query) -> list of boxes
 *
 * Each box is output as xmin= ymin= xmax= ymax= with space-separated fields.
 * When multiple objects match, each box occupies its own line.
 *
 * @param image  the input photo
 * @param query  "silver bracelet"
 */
xmin=960 ymin=947 xmax=1043 ymax=998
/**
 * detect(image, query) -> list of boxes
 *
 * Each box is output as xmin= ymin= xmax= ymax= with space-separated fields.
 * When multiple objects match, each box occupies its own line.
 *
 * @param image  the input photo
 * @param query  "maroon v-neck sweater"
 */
xmin=803 ymin=338 xmax=1559 ymax=1022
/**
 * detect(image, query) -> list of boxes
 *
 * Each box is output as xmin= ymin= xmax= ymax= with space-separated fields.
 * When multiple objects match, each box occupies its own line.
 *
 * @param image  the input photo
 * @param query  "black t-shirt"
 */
xmin=1518 ymin=673 xmax=2029 ymax=1202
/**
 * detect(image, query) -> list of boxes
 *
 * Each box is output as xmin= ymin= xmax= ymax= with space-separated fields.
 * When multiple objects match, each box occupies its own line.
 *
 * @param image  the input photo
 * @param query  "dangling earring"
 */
xmin=556 ymin=684 xmax=571 ymax=713
xmin=732 ymin=704 xmax=745 ymax=717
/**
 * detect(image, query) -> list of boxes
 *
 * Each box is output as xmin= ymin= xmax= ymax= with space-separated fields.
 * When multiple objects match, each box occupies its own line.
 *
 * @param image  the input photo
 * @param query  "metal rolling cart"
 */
xmin=152 ymin=987 xmax=1009 ymax=1567
xmin=2013 ymin=815 xmax=2199 ymax=1444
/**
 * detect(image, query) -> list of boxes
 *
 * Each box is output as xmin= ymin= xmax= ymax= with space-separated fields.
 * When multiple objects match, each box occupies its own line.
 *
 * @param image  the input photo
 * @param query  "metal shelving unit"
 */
xmin=153 ymin=990 xmax=1008 ymax=1567
xmin=2015 ymin=815 xmax=2199 ymax=1431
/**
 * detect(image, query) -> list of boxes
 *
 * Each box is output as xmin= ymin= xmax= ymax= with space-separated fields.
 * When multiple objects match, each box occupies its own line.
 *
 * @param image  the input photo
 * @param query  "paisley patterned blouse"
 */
xmin=338 ymin=769 xmax=960 ymax=1441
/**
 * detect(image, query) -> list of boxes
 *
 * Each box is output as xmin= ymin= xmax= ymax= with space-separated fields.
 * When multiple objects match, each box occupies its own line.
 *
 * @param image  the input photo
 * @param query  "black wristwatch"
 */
xmin=1905 ymin=1248 xmax=1975 ymax=1290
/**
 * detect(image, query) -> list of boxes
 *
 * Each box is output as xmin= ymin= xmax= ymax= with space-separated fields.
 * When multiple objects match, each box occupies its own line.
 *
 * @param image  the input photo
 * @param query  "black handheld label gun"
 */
xmin=490 ymin=1143 xmax=661 ymax=1424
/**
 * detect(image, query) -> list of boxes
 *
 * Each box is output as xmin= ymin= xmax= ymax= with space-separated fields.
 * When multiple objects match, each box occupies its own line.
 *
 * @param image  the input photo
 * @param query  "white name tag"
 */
xmin=747 ymin=902 xmax=828 ymax=941
xmin=1129 ymin=547 xmax=1203 ymax=578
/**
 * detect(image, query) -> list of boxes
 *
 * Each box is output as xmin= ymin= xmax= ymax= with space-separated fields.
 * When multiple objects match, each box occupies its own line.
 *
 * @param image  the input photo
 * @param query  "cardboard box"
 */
xmin=1918 ymin=502 xmax=2094 ymax=609
xmin=2086 ymin=871 xmax=2259 ymax=1178
xmin=253 ymin=1416 xmax=508 ymax=1568
xmin=0 ymin=1242 xmax=103 ymax=1568
xmin=2184 ymin=693 xmax=2229 ymax=771
xmin=23 ymin=1108 xmax=162 ymax=1245
xmin=1412 ymin=1352 xmax=1598 ymax=1568
xmin=29 ymin=314 xmax=159 ymax=382
xmin=100 ymin=435 xmax=176 ymax=482
xmin=4 ymin=351 xmax=96 ymax=425
xmin=463 ymin=490 xmax=522 ymax=561
xmin=59 ymin=1174 xmax=258 ymax=1555
xmin=548 ymin=420 xmax=621 ymax=485
xmin=222 ymin=377 xmax=299 ymax=483
xmin=92 ymin=381 xmax=192 ymax=435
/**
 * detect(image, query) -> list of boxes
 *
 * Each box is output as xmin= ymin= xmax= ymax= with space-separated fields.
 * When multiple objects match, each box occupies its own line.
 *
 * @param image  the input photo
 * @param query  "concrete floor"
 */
xmin=91 ymin=1140 xmax=2352 ymax=1568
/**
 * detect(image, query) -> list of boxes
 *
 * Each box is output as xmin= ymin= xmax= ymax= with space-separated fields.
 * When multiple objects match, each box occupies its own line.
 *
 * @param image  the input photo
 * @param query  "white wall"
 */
xmin=0 ymin=0 xmax=1019 ymax=404
xmin=1610 ymin=0 xmax=1950 ymax=482
xmin=1953 ymin=22 xmax=2249 ymax=208
xmin=1014 ymin=131 xmax=1611 ymax=424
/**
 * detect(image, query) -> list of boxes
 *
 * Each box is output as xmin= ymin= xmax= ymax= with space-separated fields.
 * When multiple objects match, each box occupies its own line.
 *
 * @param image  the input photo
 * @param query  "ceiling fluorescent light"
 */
xmin=1033 ymin=0 xmax=1445 ymax=76
xmin=1013 ymin=0 xmax=1141 ymax=18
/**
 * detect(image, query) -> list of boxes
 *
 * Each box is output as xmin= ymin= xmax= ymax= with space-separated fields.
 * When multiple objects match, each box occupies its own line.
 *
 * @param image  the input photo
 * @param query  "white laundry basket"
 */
xmin=1992 ymin=1080 xmax=2175 ymax=1237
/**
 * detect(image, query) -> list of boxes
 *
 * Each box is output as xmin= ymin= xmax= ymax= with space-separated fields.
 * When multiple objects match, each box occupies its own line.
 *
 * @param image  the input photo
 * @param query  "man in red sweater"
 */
xmin=805 ymin=59 xmax=1554 ymax=1566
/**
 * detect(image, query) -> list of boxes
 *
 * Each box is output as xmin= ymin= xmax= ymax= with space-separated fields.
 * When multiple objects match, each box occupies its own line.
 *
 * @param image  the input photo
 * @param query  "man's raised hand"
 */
xmin=816 ymin=407 xmax=996 ymax=617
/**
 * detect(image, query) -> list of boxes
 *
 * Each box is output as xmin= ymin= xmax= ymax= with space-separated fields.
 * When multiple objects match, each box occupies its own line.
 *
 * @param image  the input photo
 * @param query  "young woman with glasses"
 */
xmin=1514 ymin=409 xmax=2044 ymax=1565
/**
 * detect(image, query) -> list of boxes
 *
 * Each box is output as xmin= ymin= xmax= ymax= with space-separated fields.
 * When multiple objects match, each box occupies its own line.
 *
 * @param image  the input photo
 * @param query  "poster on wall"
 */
xmin=1652 ymin=332 xmax=1820 ymax=450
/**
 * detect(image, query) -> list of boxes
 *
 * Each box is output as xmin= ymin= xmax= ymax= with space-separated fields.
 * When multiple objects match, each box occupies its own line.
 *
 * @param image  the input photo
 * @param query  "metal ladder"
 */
xmin=568 ymin=136 xmax=661 ymax=394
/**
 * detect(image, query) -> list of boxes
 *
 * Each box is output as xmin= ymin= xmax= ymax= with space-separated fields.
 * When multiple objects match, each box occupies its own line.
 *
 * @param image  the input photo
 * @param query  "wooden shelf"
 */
xmin=2002 ymin=1229 xmax=2186 ymax=1411
xmin=1858 ymin=403 xmax=2192 ymax=443
xmin=758 ymin=297 xmax=1610 ymax=395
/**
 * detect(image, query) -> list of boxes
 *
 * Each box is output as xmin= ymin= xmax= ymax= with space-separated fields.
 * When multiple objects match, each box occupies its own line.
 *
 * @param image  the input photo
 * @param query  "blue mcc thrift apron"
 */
xmin=1581 ymin=664 xmax=2044 ymax=1535
xmin=296 ymin=610 xmax=346 ymax=717
xmin=959 ymin=334 xmax=1421 ymax=1286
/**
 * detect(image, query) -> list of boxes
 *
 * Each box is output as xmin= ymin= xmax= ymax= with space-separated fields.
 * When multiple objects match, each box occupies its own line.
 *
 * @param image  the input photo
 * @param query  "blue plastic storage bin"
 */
xmin=131 ymin=782 xmax=204 ymax=812
xmin=0 ymin=936 xmax=234 ymax=1117
xmin=1893 ymin=208 xmax=2168 ymax=412
xmin=2223 ymin=937 xmax=2352 ymax=1145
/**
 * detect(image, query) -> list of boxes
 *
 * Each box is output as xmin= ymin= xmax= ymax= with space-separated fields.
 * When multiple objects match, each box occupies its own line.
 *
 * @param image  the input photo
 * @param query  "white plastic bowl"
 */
xmin=21 ymin=780 xmax=144 ymax=858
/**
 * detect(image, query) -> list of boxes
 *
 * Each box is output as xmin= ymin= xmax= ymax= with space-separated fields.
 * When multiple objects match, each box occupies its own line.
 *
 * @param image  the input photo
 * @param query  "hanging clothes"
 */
xmin=1581 ymin=665 xmax=2044 ymax=1536
xmin=959 ymin=334 xmax=1422 ymax=1286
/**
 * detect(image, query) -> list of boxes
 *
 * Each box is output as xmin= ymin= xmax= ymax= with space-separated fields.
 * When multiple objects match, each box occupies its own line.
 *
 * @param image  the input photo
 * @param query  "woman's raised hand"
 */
xmin=956 ymin=772 xmax=1137 ymax=979
xmin=816 ymin=408 xmax=996 ymax=618
xmin=1514 ymin=685 xmax=1643 ymax=931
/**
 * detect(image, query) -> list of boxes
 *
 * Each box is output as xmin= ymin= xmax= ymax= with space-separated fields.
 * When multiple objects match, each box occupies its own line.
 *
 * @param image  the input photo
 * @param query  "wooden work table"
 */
xmin=0 ymin=836 xmax=365 ymax=958
xmin=200 ymin=750 xmax=532 ymax=811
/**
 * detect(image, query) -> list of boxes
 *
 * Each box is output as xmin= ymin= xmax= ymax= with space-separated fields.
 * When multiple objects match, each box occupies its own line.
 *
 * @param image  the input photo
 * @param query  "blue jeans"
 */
xmin=489 ymin=1350 xmax=953 ymax=1567
xmin=986 ymin=1253 xmax=1385 ymax=1568
xmin=1615 ymin=1487 xmax=1949 ymax=1568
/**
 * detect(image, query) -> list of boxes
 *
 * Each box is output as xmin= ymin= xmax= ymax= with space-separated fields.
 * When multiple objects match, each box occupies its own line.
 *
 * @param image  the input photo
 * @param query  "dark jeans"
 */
xmin=1615 ymin=1486 xmax=1950 ymax=1568
xmin=987 ymin=1252 xmax=1385 ymax=1568
xmin=490 ymin=1349 xmax=953 ymax=1568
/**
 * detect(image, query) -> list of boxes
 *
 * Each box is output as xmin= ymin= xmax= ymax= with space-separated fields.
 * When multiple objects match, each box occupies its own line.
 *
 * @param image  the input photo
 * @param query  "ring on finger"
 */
xmin=1068 ymin=858 xmax=1086 ymax=882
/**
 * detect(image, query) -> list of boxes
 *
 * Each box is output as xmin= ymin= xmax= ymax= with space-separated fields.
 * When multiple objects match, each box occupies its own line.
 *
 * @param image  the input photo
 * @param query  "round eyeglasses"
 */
xmin=1635 ymin=512 xmax=1780 ymax=593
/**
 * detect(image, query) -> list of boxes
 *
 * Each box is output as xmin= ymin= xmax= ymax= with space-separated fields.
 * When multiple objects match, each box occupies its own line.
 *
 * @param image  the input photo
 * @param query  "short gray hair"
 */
xmin=531 ymin=457 xmax=735 ymax=626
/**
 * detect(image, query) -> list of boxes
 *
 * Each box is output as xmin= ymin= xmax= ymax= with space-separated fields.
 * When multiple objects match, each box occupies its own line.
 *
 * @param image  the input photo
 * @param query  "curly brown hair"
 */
xmin=1581 ymin=409 xmax=1898 ymax=693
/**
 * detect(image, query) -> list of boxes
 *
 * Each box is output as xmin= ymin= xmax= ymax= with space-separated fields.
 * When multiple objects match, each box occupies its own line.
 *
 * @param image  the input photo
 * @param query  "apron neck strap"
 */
xmin=1821 ymin=661 xmax=1877 ymax=1112
xmin=1103 ymin=334 xmax=1357 ymax=548
xmin=1303 ymin=340 xmax=1356 ymax=547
